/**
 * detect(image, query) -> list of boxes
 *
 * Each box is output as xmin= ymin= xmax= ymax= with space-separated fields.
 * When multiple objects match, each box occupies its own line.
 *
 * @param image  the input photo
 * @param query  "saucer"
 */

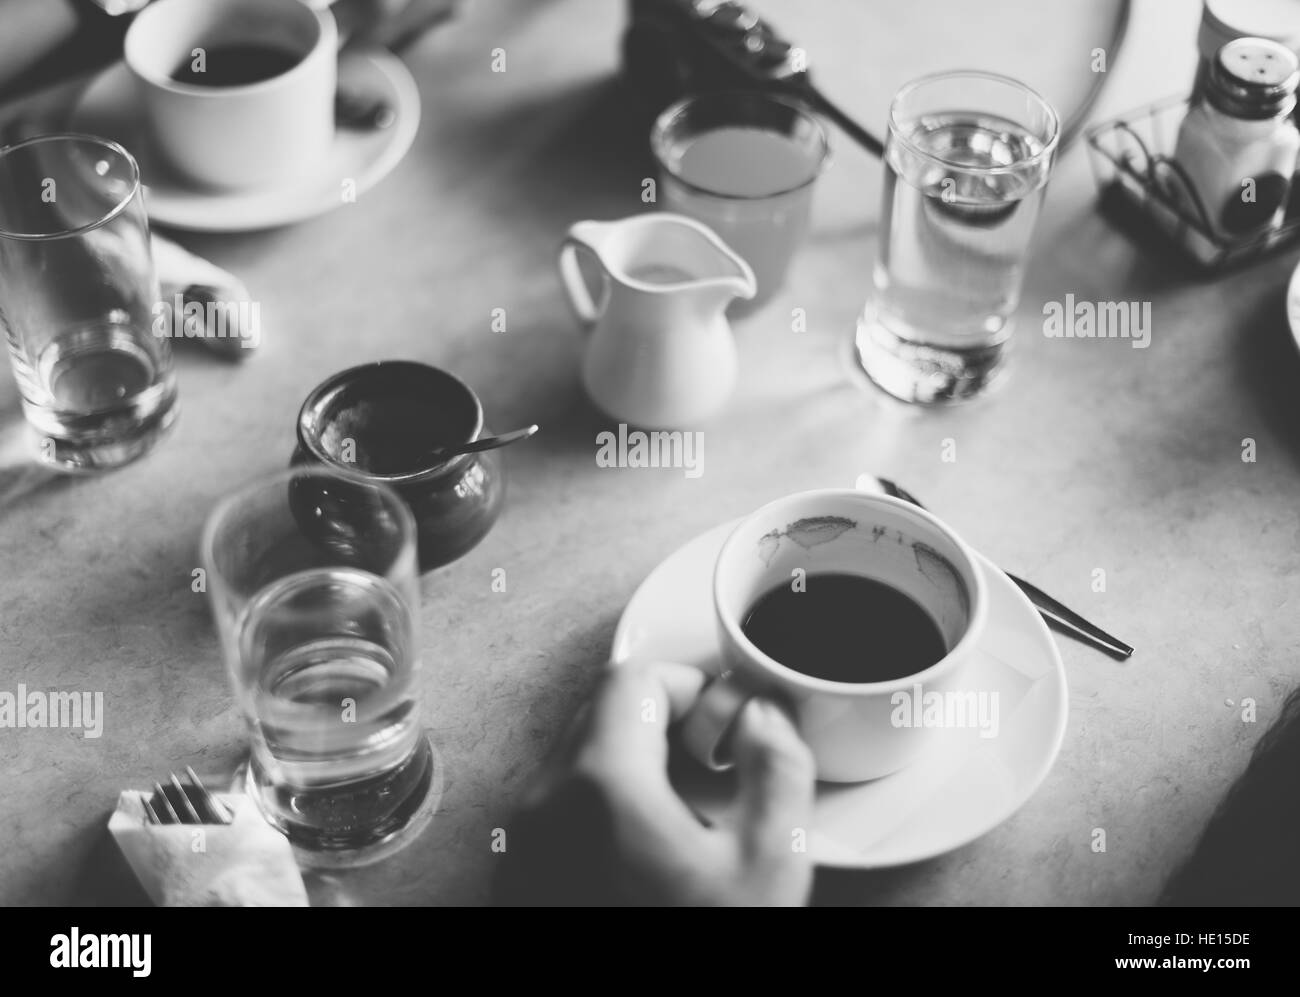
xmin=1287 ymin=259 xmax=1300 ymax=354
xmin=610 ymin=520 xmax=1068 ymax=869
xmin=68 ymin=48 xmax=420 ymax=232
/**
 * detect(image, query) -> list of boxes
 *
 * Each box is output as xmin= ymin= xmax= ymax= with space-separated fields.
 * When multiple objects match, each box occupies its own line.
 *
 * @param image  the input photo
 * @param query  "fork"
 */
xmin=877 ymin=478 xmax=1135 ymax=661
xmin=140 ymin=767 xmax=234 ymax=826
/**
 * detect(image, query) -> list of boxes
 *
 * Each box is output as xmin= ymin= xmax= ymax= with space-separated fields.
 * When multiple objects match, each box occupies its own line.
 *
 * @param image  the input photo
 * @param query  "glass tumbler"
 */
xmin=0 ymin=134 xmax=177 ymax=470
xmin=652 ymin=91 xmax=830 ymax=312
xmin=202 ymin=467 xmax=438 ymax=866
xmin=854 ymin=72 xmax=1059 ymax=403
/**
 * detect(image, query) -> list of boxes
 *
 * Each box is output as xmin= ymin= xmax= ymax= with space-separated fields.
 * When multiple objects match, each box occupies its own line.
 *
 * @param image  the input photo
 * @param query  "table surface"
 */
xmin=3 ymin=0 xmax=1299 ymax=906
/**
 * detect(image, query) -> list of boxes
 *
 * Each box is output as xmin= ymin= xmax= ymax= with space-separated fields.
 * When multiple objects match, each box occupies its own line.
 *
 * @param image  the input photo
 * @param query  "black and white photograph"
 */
xmin=0 ymin=0 xmax=1292 ymax=948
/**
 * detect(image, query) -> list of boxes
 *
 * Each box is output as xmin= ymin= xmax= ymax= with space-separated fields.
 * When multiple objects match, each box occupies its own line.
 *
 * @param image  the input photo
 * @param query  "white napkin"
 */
xmin=108 ymin=791 xmax=308 ymax=907
xmin=150 ymin=234 xmax=259 ymax=358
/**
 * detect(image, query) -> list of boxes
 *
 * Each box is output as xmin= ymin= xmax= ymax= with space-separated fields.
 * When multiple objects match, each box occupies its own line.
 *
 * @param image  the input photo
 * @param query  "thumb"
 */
xmin=730 ymin=698 xmax=816 ymax=863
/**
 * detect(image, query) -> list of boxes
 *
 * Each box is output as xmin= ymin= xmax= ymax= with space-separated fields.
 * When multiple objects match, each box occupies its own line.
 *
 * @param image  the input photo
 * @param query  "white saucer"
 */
xmin=68 ymin=49 xmax=420 ymax=232
xmin=1287 ymin=260 xmax=1300 ymax=353
xmin=611 ymin=520 xmax=1068 ymax=869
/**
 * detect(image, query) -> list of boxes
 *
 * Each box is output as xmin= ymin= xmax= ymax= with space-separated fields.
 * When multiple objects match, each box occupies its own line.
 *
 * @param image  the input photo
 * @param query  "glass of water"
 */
xmin=202 ymin=468 xmax=437 ymax=866
xmin=855 ymin=72 xmax=1059 ymax=403
xmin=0 ymin=134 xmax=177 ymax=470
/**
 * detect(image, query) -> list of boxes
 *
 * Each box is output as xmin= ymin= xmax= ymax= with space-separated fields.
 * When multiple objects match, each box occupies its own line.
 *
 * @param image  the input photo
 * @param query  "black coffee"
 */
xmin=171 ymin=43 xmax=302 ymax=87
xmin=741 ymin=573 xmax=946 ymax=683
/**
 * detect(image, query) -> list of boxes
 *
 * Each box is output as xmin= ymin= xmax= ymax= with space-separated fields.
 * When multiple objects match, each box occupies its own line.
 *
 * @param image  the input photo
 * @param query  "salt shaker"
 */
xmin=1173 ymin=37 xmax=1300 ymax=239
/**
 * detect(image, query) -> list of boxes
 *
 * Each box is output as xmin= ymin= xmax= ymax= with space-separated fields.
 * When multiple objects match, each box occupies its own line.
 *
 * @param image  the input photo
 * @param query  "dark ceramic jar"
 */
xmin=293 ymin=361 xmax=504 ymax=571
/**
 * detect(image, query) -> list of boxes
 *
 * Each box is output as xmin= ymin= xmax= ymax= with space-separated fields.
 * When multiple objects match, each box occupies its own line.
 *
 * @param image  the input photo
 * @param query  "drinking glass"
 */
xmin=651 ymin=91 xmax=830 ymax=311
xmin=202 ymin=467 xmax=437 ymax=865
xmin=0 ymin=134 xmax=177 ymax=470
xmin=855 ymin=72 xmax=1059 ymax=403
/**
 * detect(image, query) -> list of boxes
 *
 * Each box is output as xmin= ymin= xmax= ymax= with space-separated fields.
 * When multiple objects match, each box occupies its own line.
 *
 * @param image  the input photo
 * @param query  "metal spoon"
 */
xmin=428 ymin=424 xmax=539 ymax=463
xmin=862 ymin=475 xmax=1134 ymax=661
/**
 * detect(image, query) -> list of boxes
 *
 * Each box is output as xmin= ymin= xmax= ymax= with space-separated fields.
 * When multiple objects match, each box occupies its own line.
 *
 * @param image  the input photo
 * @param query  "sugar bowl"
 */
xmin=294 ymin=361 xmax=505 ymax=571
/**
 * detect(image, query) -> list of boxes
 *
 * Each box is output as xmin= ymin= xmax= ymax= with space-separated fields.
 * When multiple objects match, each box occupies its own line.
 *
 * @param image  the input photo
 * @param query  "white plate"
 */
xmin=68 ymin=49 xmax=420 ymax=232
xmin=611 ymin=520 xmax=1068 ymax=869
xmin=1288 ymin=259 xmax=1300 ymax=353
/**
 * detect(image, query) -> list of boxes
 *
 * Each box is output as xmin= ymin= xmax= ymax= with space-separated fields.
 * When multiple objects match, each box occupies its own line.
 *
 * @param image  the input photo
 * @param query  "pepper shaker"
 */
xmin=1193 ymin=0 xmax=1300 ymax=104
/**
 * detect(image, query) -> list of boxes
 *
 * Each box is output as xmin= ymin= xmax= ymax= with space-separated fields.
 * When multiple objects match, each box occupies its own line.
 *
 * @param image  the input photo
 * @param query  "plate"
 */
xmin=1287 ymin=258 xmax=1300 ymax=353
xmin=611 ymin=519 xmax=1068 ymax=868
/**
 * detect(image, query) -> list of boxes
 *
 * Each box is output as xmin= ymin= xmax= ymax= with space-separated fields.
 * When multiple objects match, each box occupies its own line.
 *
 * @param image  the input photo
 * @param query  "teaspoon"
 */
xmin=427 ymin=424 xmax=539 ymax=463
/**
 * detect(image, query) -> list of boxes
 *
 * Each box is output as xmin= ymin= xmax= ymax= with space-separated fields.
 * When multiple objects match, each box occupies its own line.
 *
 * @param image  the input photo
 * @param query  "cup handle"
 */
xmin=557 ymin=238 xmax=605 ymax=328
xmin=679 ymin=672 xmax=755 ymax=772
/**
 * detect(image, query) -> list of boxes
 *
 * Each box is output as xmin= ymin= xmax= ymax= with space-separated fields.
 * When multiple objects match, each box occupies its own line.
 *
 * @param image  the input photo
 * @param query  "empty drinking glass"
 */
xmin=854 ymin=72 xmax=1059 ymax=403
xmin=202 ymin=467 xmax=438 ymax=865
xmin=0 ymin=134 xmax=177 ymax=470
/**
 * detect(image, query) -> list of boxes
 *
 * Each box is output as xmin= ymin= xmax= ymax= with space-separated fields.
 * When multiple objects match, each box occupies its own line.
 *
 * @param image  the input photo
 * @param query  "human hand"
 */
xmin=495 ymin=661 xmax=816 ymax=906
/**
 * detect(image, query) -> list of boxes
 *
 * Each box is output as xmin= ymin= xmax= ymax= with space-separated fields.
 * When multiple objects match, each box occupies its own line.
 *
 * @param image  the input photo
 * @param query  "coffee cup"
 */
xmin=681 ymin=489 xmax=988 ymax=782
xmin=124 ymin=0 xmax=336 ymax=191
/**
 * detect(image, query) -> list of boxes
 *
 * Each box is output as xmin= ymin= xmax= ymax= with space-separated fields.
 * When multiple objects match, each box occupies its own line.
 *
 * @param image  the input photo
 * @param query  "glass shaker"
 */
xmin=1173 ymin=37 xmax=1300 ymax=239
xmin=1193 ymin=0 xmax=1300 ymax=103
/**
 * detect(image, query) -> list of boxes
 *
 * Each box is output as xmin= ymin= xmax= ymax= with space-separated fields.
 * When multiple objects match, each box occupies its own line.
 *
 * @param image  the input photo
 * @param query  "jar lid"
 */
xmin=1200 ymin=0 xmax=1300 ymax=55
xmin=1208 ymin=36 xmax=1300 ymax=118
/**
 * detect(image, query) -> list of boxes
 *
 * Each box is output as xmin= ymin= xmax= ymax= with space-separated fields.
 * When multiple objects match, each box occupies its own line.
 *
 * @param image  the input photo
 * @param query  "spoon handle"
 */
xmin=878 ymin=478 xmax=1134 ymax=660
xmin=433 ymin=425 xmax=538 ymax=460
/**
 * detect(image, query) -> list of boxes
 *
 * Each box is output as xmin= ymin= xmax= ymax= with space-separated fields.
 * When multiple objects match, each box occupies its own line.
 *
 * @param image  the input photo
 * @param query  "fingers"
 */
xmin=564 ymin=660 xmax=709 ymax=851
xmin=730 ymin=698 xmax=816 ymax=865
xmin=521 ymin=661 xmax=703 ymax=813
xmin=578 ymin=660 xmax=707 ymax=777
xmin=679 ymin=675 xmax=752 ymax=770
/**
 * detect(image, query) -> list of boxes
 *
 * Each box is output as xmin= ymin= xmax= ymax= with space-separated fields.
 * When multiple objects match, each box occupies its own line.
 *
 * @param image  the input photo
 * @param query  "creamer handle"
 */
xmin=557 ymin=232 xmax=606 ymax=328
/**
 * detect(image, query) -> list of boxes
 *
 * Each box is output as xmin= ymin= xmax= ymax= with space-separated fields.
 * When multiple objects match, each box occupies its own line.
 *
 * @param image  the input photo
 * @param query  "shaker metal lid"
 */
xmin=1209 ymin=36 xmax=1300 ymax=118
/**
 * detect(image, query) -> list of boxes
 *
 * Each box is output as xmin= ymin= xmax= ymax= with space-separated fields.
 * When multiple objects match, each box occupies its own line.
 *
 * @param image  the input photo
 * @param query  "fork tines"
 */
xmin=142 ymin=767 xmax=234 ymax=826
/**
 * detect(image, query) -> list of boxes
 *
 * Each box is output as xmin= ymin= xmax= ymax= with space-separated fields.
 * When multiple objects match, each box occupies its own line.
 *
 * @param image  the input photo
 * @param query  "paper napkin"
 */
xmin=108 ymin=790 xmax=308 ymax=907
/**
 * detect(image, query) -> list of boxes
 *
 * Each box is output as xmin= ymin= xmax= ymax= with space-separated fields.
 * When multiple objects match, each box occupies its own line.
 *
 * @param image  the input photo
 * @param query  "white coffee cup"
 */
xmin=124 ymin=0 xmax=337 ymax=191
xmin=682 ymin=489 xmax=988 ymax=783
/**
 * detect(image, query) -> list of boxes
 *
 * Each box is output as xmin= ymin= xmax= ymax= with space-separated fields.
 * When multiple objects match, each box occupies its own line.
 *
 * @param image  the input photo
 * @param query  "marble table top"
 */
xmin=1 ymin=0 xmax=1296 ymax=905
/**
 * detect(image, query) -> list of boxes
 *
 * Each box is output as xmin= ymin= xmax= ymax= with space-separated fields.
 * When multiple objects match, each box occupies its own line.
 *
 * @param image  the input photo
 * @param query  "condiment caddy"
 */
xmin=1087 ymin=95 xmax=1300 ymax=270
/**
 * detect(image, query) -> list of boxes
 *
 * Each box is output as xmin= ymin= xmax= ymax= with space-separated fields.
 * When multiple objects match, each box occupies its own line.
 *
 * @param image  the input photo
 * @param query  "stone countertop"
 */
xmin=1 ymin=0 xmax=1297 ymax=905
